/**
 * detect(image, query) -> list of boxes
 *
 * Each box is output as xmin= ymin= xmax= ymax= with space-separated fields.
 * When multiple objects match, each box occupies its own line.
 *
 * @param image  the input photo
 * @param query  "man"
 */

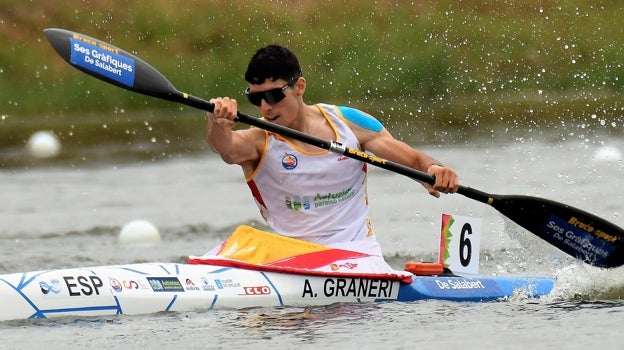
xmin=207 ymin=44 xmax=459 ymax=259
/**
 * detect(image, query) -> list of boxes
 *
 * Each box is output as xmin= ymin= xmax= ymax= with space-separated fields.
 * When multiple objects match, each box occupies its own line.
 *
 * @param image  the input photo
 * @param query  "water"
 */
xmin=1 ymin=127 xmax=624 ymax=349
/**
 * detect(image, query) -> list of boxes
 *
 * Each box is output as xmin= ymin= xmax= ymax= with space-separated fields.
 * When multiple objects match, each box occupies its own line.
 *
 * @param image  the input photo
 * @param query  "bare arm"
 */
xmin=354 ymin=124 xmax=459 ymax=197
xmin=206 ymin=97 xmax=264 ymax=175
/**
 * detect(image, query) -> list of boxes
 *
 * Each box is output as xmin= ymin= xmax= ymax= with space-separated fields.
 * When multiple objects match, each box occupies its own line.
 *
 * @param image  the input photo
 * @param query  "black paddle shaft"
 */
xmin=43 ymin=28 xmax=624 ymax=268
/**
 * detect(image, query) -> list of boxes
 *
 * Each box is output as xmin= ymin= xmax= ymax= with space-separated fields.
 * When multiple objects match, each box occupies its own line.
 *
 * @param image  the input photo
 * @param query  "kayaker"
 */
xmin=206 ymin=44 xmax=459 ymax=258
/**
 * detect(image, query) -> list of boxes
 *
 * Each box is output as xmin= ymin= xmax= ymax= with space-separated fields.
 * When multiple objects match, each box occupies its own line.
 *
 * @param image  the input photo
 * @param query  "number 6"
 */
xmin=459 ymin=223 xmax=472 ymax=266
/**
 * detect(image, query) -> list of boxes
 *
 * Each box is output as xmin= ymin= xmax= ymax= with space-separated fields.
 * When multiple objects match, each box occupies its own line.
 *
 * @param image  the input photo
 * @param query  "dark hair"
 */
xmin=244 ymin=45 xmax=302 ymax=85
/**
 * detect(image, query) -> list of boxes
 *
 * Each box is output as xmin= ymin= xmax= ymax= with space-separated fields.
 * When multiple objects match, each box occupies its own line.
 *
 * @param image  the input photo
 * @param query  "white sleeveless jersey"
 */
xmin=246 ymin=103 xmax=382 ymax=256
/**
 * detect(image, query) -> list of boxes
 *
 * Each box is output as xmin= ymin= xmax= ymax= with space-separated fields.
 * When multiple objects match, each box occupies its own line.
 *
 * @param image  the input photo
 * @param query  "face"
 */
xmin=245 ymin=77 xmax=302 ymax=124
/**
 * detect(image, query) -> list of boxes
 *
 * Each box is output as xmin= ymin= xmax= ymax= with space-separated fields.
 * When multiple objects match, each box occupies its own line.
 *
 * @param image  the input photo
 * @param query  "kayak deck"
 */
xmin=0 ymin=263 xmax=555 ymax=321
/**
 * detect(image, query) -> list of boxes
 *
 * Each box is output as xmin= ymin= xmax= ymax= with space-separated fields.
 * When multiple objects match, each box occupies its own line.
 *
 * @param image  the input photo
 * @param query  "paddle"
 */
xmin=43 ymin=28 xmax=624 ymax=268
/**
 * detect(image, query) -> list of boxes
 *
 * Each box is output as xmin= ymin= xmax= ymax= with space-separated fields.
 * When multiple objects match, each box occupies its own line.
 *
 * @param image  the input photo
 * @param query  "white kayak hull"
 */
xmin=0 ymin=263 xmax=555 ymax=321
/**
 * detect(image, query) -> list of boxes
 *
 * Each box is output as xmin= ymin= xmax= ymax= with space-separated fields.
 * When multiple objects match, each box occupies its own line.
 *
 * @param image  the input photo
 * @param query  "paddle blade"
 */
xmin=44 ymin=28 xmax=178 ymax=101
xmin=490 ymin=195 xmax=624 ymax=268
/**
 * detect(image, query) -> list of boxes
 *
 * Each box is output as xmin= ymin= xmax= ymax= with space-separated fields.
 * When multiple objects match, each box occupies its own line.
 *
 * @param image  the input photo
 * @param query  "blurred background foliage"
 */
xmin=1 ymin=0 xmax=624 ymax=156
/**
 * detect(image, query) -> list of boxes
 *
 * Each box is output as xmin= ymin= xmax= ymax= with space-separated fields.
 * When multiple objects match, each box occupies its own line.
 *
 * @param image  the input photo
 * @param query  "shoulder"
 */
xmin=336 ymin=106 xmax=383 ymax=132
xmin=238 ymin=127 xmax=268 ymax=176
xmin=237 ymin=124 xmax=267 ymax=140
xmin=245 ymin=126 xmax=269 ymax=148
xmin=229 ymin=126 xmax=268 ymax=162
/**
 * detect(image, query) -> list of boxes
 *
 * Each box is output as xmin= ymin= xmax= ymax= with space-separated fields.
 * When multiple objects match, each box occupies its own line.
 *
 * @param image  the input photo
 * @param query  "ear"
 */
xmin=295 ymin=77 xmax=306 ymax=96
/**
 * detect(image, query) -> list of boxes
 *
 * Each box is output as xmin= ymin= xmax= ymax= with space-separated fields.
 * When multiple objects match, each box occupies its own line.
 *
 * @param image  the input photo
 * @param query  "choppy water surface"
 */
xmin=1 ymin=123 xmax=624 ymax=349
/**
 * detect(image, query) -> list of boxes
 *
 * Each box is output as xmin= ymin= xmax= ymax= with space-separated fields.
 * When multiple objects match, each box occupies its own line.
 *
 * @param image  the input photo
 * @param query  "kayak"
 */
xmin=0 ymin=262 xmax=554 ymax=321
xmin=0 ymin=224 xmax=557 ymax=322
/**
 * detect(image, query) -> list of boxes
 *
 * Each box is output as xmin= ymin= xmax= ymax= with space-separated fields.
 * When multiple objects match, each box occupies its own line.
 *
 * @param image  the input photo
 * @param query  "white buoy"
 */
xmin=118 ymin=220 xmax=161 ymax=244
xmin=593 ymin=146 xmax=622 ymax=162
xmin=26 ymin=131 xmax=61 ymax=158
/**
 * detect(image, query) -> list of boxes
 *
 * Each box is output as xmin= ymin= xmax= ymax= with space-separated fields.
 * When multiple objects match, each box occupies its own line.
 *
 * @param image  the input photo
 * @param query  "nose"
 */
xmin=258 ymin=98 xmax=273 ymax=111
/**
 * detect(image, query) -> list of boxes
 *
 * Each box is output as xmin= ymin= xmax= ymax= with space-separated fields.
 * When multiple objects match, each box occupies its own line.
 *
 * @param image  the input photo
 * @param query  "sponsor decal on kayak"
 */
xmin=123 ymin=279 xmax=143 ymax=290
xmin=214 ymin=279 xmax=241 ymax=289
xmin=301 ymin=278 xmax=397 ymax=299
xmin=434 ymin=279 xmax=485 ymax=290
xmin=39 ymin=278 xmax=62 ymax=295
xmin=200 ymin=277 xmax=216 ymax=291
xmin=147 ymin=277 xmax=184 ymax=292
xmin=329 ymin=262 xmax=358 ymax=271
xmin=240 ymin=286 xmax=271 ymax=296
xmin=110 ymin=278 xmax=123 ymax=292
xmin=420 ymin=278 xmax=502 ymax=297
xmin=69 ymin=35 xmax=135 ymax=87
xmin=184 ymin=278 xmax=200 ymax=291
xmin=110 ymin=278 xmax=150 ymax=293
xmin=63 ymin=275 xmax=104 ymax=296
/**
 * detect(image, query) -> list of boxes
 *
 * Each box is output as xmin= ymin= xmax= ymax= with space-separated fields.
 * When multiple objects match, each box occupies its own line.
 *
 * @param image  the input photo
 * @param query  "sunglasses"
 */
xmin=244 ymin=75 xmax=300 ymax=106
